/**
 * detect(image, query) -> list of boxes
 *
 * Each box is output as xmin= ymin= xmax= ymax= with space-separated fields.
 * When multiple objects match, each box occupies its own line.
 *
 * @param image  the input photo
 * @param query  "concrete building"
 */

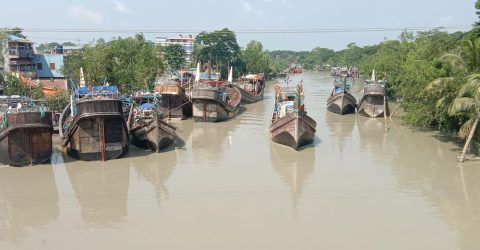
xmin=155 ymin=34 xmax=195 ymax=62
xmin=2 ymin=35 xmax=36 ymax=78
xmin=33 ymin=54 xmax=64 ymax=79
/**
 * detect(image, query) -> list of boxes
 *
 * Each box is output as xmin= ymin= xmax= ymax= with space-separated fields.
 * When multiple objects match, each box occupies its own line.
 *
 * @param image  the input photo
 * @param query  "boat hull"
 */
xmin=234 ymin=84 xmax=264 ymax=104
xmin=357 ymin=94 xmax=389 ymax=117
xmin=191 ymin=86 xmax=241 ymax=123
xmin=0 ymin=112 xmax=53 ymax=166
xmin=270 ymin=113 xmax=316 ymax=150
xmin=155 ymin=85 xmax=192 ymax=119
xmin=327 ymin=91 xmax=357 ymax=115
xmin=130 ymin=115 xmax=176 ymax=152
xmin=62 ymin=99 xmax=129 ymax=161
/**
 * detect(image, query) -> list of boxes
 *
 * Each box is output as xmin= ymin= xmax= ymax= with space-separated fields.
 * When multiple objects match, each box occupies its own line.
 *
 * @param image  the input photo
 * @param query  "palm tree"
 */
xmin=449 ymin=73 xmax=480 ymax=161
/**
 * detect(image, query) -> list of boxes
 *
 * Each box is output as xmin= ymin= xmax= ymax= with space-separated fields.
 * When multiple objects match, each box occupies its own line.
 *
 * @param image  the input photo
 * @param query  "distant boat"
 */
xmin=288 ymin=64 xmax=303 ymax=74
xmin=327 ymin=71 xmax=357 ymax=115
xmin=0 ymin=96 xmax=53 ymax=166
xmin=127 ymin=94 xmax=176 ymax=152
xmin=270 ymin=83 xmax=317 ymax=150
xmin=191 ymin=64 xmax=241 ymax=122
xmin=234 ymin=73 xmax=265 ymax=104
xmin=357 ymin=70 xmax=389 ymax=118
xmin=60 ymin=85 xmax=129 ymax=161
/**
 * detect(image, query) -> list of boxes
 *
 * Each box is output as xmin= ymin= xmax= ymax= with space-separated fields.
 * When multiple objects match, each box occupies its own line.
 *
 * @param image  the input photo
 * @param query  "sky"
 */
xmin=0 ymin=0 xmax=477 ymax=51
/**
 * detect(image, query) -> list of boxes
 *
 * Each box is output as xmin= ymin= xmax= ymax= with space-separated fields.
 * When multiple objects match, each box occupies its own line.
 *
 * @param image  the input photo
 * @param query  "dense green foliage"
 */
xmin=163 ymin=44 xmax=186 ymax=70
xmin=193 ymin=28 xmax=241 ymax=78
xmin=62 ymin=34 xmax=162 ymax=92
xmin=241 ymin=40 xmax=272 ymax=75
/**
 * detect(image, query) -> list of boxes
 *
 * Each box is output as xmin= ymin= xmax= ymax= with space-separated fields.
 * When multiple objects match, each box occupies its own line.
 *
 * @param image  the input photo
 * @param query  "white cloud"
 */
xmin=111 ymin=0 xmax=133 ymax=15
xmin=240 ymin=0 xmax=264 ymax=16
xmin=67 ymin=5 xmax=103 ymax=24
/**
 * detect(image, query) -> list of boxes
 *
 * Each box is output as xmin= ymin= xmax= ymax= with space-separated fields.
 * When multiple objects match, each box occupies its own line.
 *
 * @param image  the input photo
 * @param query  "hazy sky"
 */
xmin=0 ymin=0 xmax=477 ymax=51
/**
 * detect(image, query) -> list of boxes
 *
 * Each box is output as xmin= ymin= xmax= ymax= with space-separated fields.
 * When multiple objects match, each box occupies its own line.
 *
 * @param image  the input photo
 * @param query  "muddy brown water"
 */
xmin=1 ymin=71 xmax=479 ymax=250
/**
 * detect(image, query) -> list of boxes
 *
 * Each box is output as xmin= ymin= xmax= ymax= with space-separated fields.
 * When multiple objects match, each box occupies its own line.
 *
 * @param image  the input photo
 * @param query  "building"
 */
xmin=155 ymin=34 xmax=195 ymax=62
xmin=2 ymin=35 xmax=36 ymax=78
xmin=33 ymin=54 xmax=64 ymax=79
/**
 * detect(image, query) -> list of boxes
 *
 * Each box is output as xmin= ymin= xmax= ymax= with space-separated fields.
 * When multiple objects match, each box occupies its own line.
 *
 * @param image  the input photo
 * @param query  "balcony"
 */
xmin=8 ymin=49 xmax=34 ymax=58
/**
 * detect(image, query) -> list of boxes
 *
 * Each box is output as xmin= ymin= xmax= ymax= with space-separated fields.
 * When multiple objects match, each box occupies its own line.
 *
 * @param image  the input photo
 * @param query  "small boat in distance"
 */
xmin=127 ymin=94 xmax=176 ymax=152
xmin=327 ymin=70 xmax=357 ymax=115
xmin=191 ymin=64 xmax=241 ymax=122
xmin=0 ymin=96 xmax=53 ymax=166
xmin=357 ymin=70 xmax=389 ymax=118
xmin=270 ymin=82 xmax=317 ymax=150
xmin=234 ymin=73 xmax=265 ymax=104
xmin=60 ymin=85 xmax=129 ymax=161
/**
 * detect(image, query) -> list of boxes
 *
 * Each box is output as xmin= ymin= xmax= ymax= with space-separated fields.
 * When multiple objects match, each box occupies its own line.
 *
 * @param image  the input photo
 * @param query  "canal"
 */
xmin=1 ymin=71 xmax=479 ymax=250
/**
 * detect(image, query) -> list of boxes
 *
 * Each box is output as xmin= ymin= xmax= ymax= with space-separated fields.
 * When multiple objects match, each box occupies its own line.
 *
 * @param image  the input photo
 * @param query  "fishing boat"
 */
xmin=59 ymin=85 xmax=129 ymax=161
xmin=154 ymin=71 xmax=193 ymax=119
xmin=357 ymin=70 xmax=389 ymax=118
xmin=0 ymin=96 xmax=53 ymax=166
xmin=127 ymin=94 xmax=176 ymax=152
xmin=288 ymin=64 xmax=303 ymax=74
xmin=191 ymin=64 xmax=241 ymax=122
xmin=234 ymin=73 xmax=265 ymax=104
xmin=270 ymin=82 xmax=317 ymax=150
xmin=326 ymin=71 xmax=357 ymax=115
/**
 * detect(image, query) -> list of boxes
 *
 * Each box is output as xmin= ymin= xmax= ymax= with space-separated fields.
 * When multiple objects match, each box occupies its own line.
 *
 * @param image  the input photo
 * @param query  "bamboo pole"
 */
xmin=459 ymin=116 xmax=479 ymax=162
xmin=384 ymin=95 xmax=387 ymax=133
xmin=389 ymin=102 xmax=400 ymax=118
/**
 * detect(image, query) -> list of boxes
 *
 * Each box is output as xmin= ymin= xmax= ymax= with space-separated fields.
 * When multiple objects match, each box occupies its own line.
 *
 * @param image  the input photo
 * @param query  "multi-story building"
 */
xmin=33 ymin=54 xmax=64 ymax=79
xmin=2 ymin=35 xmax=36 ymax=78
xmin=155 ymin=34 xmax=195 ymax=63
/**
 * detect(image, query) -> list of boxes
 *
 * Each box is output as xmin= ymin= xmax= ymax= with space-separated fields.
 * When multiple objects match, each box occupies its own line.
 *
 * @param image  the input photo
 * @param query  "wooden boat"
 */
xmin=60 ymin=86 xmax=129 ymax=161
xmin=270 ymin=83 xmax=317 ymax=150
xmin=154 ymin=72 xmax=193 ymax=119
xmin=357 ymin=70 xmax=389 ymax=118
xmin=191 ymin=65 xmax=241 ymax=122
xmin=0 ymin=96 xmax=53 ymax=166
xmin=234 ymin=73 xmax=265 ymax=104
xmin=127 ymin=95 xmax=176 ymax=152
xmin=327 ymin=73 xmax=357 ymax=115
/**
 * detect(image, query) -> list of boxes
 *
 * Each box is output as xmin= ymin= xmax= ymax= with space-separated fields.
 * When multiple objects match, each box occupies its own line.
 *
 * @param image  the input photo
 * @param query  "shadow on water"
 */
xmin=0 ymin=166 xmax=59 ymax=242
xmin=269 ymin=143 xmax=316 ymax=217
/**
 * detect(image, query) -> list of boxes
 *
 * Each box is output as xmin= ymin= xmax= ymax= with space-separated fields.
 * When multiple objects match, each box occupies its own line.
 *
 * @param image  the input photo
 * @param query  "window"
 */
xmin=37 ymin=63 xmax=42 ymax=70
xmin=50 ymin=63 xmax=55 ymax=70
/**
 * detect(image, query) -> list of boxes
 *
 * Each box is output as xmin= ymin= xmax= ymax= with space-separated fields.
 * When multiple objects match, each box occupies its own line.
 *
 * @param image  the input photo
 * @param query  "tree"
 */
xmin=194 ymin=28 xmax=241 ymax=78
xmin=163 ymin=44 xmax=186 ymax=70
xmin=241 ymin=40 xmax=271 ymax=74
xmin=36 ymin=42 xmax=61 ymax=54
xmin=449 ymin=74 xmax=480 ymax=161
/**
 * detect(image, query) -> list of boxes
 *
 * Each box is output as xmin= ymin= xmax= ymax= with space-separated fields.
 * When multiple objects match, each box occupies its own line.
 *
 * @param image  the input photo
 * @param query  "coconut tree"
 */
xmin=449 ymin=73 xmax=480 ymax=161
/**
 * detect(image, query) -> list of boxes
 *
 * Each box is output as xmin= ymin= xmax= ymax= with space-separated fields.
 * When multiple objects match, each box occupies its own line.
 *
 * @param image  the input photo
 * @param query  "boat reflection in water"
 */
xmin=325 ymin=112 xmax=355 ymax=153
xmin=355 ymin=116 xmax=390 ymax=161
xmin=270 ymin=144 xmax=316 ymax=216
xmin=133 ymin=149 xmax=177 ymax=208
xmin=0 ymin=166 xmax=59 ymax=242
xmin=65 ymin=160 xmax=130 ymax=227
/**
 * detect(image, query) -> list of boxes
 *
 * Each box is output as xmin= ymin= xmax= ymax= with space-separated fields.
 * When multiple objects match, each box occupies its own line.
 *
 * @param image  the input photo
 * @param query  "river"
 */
xmin=0 ymin=71 xmax=479 ymax=250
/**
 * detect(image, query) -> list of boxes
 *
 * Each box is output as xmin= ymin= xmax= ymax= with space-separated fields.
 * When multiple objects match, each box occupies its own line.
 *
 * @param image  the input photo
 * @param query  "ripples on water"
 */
xmin=0 ymin=71 xmax=479 ymax=250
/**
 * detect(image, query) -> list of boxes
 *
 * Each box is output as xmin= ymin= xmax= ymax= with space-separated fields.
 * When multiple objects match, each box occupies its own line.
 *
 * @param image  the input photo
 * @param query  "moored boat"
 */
xmin=270 ymin=83 xmax=317 ymax=150
xmin=234 ymin=73 xmax=265 ymax=104
xmin=154 ymin=71 xmax=193 ymax=119
xmin=60 ymin=85 xmax=129 ymax=161
xmin=127 ymin=94 xmax=176 ymax=152
xmin=191 ymin=64 xmax=241 ymax=122
xmin=327 ymin=71 xmax=357 ymax=115
xmin=357 ymin=70 xmax=389 ymax=118
xmin=0 ymin=96 xmax=53 ymax=166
